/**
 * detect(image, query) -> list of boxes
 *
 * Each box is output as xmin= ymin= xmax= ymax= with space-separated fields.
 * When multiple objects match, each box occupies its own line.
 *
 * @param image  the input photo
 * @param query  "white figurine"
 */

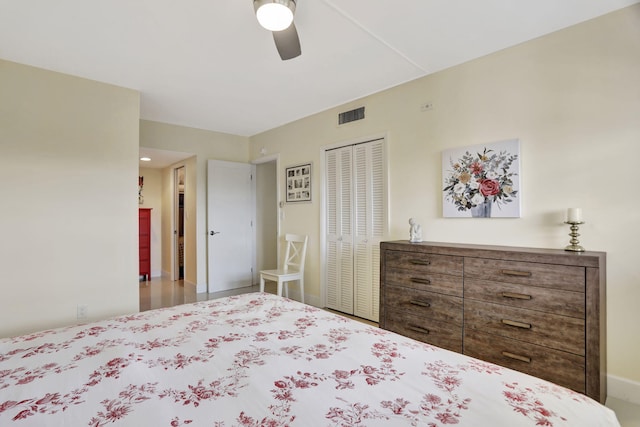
xmin=409 ymin=218 xmax=422 ymax=243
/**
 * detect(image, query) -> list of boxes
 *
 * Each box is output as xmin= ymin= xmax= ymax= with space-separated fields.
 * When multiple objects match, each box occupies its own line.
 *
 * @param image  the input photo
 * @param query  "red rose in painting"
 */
xmin=479 ymin=179 xmax=500 ymax=196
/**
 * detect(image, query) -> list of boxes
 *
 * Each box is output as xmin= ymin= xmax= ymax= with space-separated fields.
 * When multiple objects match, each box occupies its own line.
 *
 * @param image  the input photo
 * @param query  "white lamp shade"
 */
xmin=255 ymin=2 xmax=294 ymax=31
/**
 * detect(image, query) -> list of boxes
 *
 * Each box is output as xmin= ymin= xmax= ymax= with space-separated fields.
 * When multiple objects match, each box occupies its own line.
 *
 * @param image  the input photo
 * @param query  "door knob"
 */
xmin=210 ymin=231 xmax=220 ymax=236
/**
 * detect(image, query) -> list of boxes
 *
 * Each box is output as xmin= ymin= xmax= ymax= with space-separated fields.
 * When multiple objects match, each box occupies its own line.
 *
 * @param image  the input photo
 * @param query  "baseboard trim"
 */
xmin=608 ymin=374 xmax=640 ymax=405
xmin=304 ymin=293 xmax=321 ymax=308
xmin=188 ymin=280 xmax=202 ymax=292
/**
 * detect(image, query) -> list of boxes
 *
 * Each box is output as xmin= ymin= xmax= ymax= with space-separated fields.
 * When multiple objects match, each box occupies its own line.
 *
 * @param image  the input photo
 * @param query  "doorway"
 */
xmin=255 ymin=158 xmax=279 ymax=275
xmin=174 ymin=166 xmax=185 ymax=281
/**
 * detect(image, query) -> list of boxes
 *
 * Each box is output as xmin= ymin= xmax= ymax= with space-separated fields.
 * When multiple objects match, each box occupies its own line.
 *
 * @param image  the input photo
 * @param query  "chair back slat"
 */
xmin=282 ymin=234 xmax=308 ymax=273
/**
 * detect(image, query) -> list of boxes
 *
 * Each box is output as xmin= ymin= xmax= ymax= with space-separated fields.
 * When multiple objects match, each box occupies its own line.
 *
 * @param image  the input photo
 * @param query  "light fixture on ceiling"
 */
xmin=140 ymin=157 xmax=151 ymax=162
xmin=254 ymin=0 xmax=296 ymax=31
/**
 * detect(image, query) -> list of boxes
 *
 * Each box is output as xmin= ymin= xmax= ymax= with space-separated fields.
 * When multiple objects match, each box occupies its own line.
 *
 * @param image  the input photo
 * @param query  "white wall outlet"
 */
xmin=420 ymin=102 xmax=434 ymax=112
xmin=77 ymin=304 xmax=88 ymax=320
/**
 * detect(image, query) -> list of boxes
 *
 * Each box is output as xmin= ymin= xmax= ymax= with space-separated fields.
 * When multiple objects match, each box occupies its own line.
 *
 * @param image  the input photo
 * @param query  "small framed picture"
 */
xmin=286 ymin=163 xmax=312 ymax=203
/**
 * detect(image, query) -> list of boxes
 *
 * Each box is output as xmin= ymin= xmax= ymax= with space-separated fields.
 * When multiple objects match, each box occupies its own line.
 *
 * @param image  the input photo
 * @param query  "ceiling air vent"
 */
xmin=338 ymin=106 xmax=365 ymax=125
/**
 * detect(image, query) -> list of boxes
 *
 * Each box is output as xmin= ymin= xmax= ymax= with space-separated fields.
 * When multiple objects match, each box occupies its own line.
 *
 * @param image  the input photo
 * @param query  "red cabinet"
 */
xmin=139 ymin=208 xmax=152 ymax=281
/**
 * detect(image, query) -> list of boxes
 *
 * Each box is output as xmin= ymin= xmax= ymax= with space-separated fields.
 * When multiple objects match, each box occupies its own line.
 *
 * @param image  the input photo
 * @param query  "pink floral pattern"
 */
xmin=0 ymin=293 xmax=619 ymax=426
xmin=502 ymin=381 xmax=598 ymax=426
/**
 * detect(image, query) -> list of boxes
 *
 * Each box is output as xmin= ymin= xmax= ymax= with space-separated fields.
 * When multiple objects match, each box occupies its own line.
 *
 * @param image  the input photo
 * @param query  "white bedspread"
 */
xmin=0 ymin=293 xmax=620 ymax=426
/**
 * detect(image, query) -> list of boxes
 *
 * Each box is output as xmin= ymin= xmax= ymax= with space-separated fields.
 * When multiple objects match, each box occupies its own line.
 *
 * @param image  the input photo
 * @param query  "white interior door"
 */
xmin=207 ymin=160 xmax=255 ymax=292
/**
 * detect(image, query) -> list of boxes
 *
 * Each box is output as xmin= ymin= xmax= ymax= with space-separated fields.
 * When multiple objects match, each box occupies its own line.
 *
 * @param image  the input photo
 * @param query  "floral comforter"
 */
xmin=0 ymin=293 xmax=619 ymax=426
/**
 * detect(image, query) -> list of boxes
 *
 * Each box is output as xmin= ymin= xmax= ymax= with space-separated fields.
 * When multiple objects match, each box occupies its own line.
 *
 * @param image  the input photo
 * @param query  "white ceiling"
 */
xmin=1 ymin=0 xmax=638 ymax=138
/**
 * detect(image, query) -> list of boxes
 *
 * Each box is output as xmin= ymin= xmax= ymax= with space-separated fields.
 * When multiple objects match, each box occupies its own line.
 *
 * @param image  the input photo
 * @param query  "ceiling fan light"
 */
xmin=254 ymin=0 xmax=295 ymax=31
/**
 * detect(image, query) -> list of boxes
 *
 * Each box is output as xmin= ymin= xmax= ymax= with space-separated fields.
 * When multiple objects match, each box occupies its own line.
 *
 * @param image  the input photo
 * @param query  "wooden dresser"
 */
xmin=139 ymin=208 xmax=152 ymax=281
xmin=379 ymin=241 xmax=607 ymax=403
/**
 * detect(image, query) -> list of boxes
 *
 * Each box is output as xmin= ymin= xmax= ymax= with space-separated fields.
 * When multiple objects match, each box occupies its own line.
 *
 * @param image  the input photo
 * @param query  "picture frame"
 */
xmin=442 ymin=139 xmax=521 ymax=218
xmin=285 ymin=163 xmax=312 ymax=203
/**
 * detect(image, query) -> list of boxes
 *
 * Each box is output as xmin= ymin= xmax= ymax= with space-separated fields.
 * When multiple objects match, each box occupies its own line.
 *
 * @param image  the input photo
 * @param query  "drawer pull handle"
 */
xmin=410 ymin=259 xmax=431 ymax=266
xmin=409 ymin=299 xmax=431 ymax=308
xmin=501 ymin=319 xmax=532 ymax=329
xmin=407 ymin=324 xmax=430 ymax=335
xmin=500 ymin=269 xmax=532 ymax=277
xmin=501 ymin=292 xmax=532 ymax=300
xmin=410 ymin=277 xmax=432 ymax=285
xmin=502 ymin=351 xmax=531 ymax=363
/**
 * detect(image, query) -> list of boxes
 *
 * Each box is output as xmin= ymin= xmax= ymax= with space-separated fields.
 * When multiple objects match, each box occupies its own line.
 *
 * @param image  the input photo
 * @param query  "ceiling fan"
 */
xmin=253 ymin=0 xmax=301 ymax=60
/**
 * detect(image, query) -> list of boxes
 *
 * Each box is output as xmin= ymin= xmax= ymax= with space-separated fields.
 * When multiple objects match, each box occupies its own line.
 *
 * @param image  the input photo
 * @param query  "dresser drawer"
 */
xmin=385 ymin=268 xmax=463 ymax=297
xmin=464 ymin=278 xmax=584 ymax=318
xmin=464 ymin=257 xmax=585 ymax=293
xmin=385 ymin=309 xmax=462 ymax=352
xmin=384 ymin=285 xmax=463 ymax=325
xmin=384 ymin=250 xmax=463 ymax=276
xmin=464 ymin=300 xmax=585 ymax=355
xmin=464 ymin=331 xmax=585 ymax=393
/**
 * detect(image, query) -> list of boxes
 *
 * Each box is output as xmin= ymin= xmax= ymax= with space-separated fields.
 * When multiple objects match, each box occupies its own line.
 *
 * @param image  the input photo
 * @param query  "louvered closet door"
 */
xmin=325 ymin=139 xmax=386 ymax=322
xmin=325 ymin=146 xmax=354 ymax=314
xmin=353 ymin=140 xmax=385 ymax=321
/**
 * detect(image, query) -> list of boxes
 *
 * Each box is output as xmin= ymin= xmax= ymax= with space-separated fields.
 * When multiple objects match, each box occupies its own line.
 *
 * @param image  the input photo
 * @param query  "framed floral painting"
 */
xmin=442 ymin=139 xmax=521 ymax=218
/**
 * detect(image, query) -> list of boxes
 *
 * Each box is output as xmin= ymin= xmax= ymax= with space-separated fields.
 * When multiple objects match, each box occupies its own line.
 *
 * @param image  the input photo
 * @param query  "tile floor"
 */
xmin=139 ymin=276 xmax=639 ymax=426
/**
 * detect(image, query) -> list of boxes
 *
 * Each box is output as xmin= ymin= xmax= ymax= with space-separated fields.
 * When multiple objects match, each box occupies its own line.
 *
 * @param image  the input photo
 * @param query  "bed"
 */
xmin=0 ymin=292 xmax=620 ymax=426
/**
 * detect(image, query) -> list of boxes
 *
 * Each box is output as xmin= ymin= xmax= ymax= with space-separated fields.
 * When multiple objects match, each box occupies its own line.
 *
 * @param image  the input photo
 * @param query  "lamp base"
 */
xmin=565 ymin=244 xmax=585 ymax=252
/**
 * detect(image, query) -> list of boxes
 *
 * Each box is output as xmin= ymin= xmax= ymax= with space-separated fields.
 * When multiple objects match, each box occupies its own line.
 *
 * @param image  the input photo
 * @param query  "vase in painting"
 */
xmin=471 ymin=199 xmax=492 ymax=218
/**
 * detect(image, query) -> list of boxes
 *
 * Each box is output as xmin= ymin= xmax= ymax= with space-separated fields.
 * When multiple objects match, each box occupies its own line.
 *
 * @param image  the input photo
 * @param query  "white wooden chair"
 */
xmin=259 ymin=234 xmax=308 ymax=303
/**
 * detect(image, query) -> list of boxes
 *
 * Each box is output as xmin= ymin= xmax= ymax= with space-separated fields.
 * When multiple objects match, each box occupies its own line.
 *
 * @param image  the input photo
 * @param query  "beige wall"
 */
xmin=139 ymin=120 xmax=250 ymax=291
xmin=0 ymin=59 xmax=140 ymax=337
xmin=160 ymin=162 xmax=174 ymax=279
xmin=249 ymin=5 xmax=640 ymax=387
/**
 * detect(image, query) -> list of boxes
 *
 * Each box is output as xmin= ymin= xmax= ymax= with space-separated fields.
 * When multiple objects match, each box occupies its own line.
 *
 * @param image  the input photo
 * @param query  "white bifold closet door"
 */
xmin=325 ymin=138 xmax=386 ymax=322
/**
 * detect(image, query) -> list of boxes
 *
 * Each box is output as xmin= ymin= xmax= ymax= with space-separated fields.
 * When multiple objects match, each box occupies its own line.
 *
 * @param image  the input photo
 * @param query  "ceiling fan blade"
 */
xmin=272 ymin=23 xmax=301 ymax=60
